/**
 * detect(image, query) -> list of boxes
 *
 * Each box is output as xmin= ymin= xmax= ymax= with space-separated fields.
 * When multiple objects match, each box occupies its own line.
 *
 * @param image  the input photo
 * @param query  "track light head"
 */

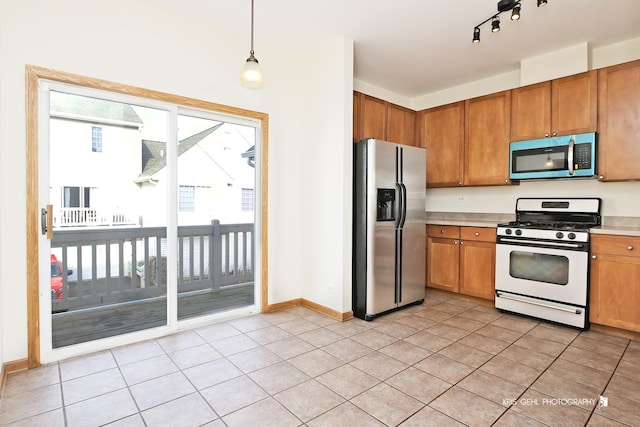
xmin=511 ymin=4 xmax=521 ymax=20
xmin=473 ymin=27 xmax=480 ymax=43
xmin=537 ymin=0 xmax=548 ymax=6
xmin=491 ymin=16 xmax=501 ymax=33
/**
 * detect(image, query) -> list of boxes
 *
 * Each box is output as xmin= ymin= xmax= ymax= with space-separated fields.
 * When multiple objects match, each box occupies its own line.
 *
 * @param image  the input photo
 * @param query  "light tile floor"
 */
xmin=1 ymin=292 xmax=639 ymax=426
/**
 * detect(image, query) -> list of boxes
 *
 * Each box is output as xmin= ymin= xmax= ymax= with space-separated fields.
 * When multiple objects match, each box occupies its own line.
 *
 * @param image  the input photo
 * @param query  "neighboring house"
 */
xmin=49 ymin=91 xmax=144 ymax=227
xmin=49 ymin=91 xmax=256 ymax=228
xmin=135 ymin=122 xmax=256 ymax=226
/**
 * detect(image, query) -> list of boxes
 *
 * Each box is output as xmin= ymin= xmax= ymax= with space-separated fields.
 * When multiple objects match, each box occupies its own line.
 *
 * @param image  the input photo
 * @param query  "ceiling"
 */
xmin=157 ymin=0 xmax=640 ymax=98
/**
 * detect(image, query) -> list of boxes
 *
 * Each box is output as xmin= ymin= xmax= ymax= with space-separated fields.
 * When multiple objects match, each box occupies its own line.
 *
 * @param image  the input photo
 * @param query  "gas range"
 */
xmin=495 ymin=197 xmax=602 ymax=330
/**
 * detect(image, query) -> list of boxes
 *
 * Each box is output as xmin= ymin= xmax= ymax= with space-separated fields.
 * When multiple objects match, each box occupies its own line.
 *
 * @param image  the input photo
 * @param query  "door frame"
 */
xmin=25 ymin=65 xmax=269 ymax=367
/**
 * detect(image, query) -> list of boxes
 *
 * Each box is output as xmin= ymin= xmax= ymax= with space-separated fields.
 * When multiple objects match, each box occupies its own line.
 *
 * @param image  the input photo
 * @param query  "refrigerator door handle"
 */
xmin=399 ymin=183 xmax=407 ymax=229
xmin=395 ymin=182 xmax=403 ymax=229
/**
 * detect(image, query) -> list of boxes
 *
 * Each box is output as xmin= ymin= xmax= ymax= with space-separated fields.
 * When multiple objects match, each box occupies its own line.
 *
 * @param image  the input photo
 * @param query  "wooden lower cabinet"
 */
xmin=459 ymin=239 xmax=496 ymax=300
xmin=590 ymin=234 xmax=640 ymax=332
xmin=427 ymin=225 xmax=496 ymax=300
xmin=427 ymin=236 xmax=460 ymax=293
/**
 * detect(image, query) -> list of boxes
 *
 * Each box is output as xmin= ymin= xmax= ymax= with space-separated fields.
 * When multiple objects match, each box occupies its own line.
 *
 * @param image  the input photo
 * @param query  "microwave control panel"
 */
xmin=575 ymin=143 xmax=592 ymax=170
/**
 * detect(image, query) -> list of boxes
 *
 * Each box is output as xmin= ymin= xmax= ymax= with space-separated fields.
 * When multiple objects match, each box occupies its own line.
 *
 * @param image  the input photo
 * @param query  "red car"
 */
xmin=51 ymin=254 xmax=66 ymax=300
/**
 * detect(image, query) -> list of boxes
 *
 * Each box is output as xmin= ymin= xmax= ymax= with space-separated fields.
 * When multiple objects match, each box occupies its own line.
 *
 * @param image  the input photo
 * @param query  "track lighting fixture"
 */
xmin=241 ymin=0 xmax=264 ymax=88
xmin=472 ymin=0 xmax=549 ymax=44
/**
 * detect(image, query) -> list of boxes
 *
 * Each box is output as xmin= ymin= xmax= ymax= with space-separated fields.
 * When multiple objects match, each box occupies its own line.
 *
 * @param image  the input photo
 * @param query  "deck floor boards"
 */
xmin=52 ymin=284 xmax=255 ymax=348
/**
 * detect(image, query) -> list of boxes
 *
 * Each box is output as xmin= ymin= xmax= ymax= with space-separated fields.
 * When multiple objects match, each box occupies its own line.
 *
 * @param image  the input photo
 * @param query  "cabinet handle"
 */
xmin=440 ymin=229 xmax=445 ymax=234
xmin=599 ymin=176 xmax=604 ymax=180
xmin=545 ymin=133 xmax=549 ymax=137
xmin=459 ymin=182 xmax=463 ymax=186
xmin=504 ymin=179 xmax=509 ymax=183
xmin=454 ymin=241 xmax=458 ymax=245
xmin=552 ymin=132 xmax=557 ymax=136
xmin=460 ymin=241 xmax=464 ymax=245
xmin=475 ymin=232 xmax=480 ymax=236
xmin=629 ymin=246 xmax=634 ymax=251
xmin=592 ymin=255 xmax=597 ymax=259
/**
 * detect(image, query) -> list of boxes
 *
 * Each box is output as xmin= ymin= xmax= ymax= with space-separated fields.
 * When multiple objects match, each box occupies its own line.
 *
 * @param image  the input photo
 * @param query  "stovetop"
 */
xmin=497 ymin=221 xmax=595 ymax=231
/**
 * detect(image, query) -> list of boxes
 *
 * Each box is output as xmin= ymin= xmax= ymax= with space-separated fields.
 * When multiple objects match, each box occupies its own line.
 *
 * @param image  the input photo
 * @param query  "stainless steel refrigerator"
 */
xmin=353 ymin=138 xmax=426 ymax=321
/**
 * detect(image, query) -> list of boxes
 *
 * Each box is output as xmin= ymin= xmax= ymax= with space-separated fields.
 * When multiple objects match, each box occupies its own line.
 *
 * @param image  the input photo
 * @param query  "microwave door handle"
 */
xmin=567 ymin=137 xmax=575 ymax=175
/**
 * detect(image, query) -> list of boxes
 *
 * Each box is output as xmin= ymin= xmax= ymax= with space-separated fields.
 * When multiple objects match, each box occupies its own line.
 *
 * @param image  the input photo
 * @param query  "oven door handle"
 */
xmin=497 ymin=238 xmax=582 ymax=249
xmin=496 ymin=292 xmax=582 ymax=315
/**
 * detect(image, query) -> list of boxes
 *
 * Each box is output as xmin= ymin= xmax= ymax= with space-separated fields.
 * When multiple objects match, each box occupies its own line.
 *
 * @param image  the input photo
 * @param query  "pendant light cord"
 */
xmin=250 ymin=0 xmax=255 ymax=57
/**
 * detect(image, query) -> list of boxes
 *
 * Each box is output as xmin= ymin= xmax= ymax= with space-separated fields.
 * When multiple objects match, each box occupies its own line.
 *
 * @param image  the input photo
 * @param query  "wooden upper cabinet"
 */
xmin=552 ymin=70 xmax=597 ymax=136
xmin=359 ymin=94 xmax=387 ymax=141
xmin=511 ymin=81 xmax=551 ymax=141
xmin=418 ymin=102 xmax=465 ymax=187
xmin=598 ymin=59 xmax=640 ymax=181
xmin=511 ymin=70 xmax=597 ymax=141
xmin=464 ymin=90 xmax=513 ymax=186
xmin=353 ymin=91 xmax=417 ymax=146
xmin=386 ymin=103 xmax=416 ymax=146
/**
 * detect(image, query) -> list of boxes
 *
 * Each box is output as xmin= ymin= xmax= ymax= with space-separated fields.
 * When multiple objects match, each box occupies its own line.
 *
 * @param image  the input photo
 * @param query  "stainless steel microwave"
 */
xmin=509 ymin=132 xmax=596 ymax=180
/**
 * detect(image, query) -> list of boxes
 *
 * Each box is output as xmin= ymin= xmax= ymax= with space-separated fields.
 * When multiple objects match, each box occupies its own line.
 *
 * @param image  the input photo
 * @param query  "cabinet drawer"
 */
xmin=427 ymin=225 xmax=460 ymax=239
xmin=460 ymin=227 xmax=496 ymax=243
xmin=592 ymin=235 xmax=640 ymax=258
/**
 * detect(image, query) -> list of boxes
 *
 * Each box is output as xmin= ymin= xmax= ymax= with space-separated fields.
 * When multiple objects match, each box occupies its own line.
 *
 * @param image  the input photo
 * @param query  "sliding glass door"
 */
xmin=38 ymin=83 xmax=258 ymax=355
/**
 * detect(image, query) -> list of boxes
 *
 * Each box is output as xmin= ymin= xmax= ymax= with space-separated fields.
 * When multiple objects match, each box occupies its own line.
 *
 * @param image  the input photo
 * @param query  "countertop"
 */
xmin=591 ymin=226 xmax=640 ymax=237
xmin=426 ymin=212 xmax=640 ymax=236
xmin=426 ymin=219 xmax=504 ymax=228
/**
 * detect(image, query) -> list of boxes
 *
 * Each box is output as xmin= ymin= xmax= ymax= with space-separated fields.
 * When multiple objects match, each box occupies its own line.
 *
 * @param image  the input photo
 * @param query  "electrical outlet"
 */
xmin=457 ymin=196 xmax=465 ymax=202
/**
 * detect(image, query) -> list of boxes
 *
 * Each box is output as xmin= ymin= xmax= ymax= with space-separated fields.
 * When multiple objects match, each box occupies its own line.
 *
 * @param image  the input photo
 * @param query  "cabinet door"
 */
xmin=427 ymin=237 xmax=459 ymax=292
xmin=387 ymin=103 xmax=416 ymax=146
xmin=419 ymin=102 xmax=465 ymax=187
xmin=464 ymin=91 xmax=513 ymax=186
xmin=459 ymin=240 xmax=495 ymax=300
xmin=353 ymin=91 xmax=361 ymax=142
xmin=552 ymin=70 xmax=597 ymax=136
xmin=511 ymin=81 xmax=551 ymax=141
xmin=360 ymin=94 xmax=387 ymax=141
xmin=598 ymin=59 xmax=640 ymax=181
xmin=590 ymin=254 xmax=640 ymax=332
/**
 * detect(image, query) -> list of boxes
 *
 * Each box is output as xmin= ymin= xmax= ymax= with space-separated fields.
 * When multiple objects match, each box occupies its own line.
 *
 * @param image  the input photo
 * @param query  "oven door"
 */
xmin=495 ymin=242 xmax=588 ymax=306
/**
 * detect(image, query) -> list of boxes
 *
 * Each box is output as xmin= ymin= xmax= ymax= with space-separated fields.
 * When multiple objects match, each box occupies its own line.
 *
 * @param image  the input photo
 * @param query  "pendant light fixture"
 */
xmin=241 ymin=0 xmax=264 ymax=88
xmin=472 ymin=0 xmax=550 ymax=44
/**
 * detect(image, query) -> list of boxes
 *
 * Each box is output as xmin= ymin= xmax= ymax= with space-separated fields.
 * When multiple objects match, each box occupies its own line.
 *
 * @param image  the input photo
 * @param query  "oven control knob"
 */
xmin=505 ymin=229 xmax=512 ymax=235
xmin=556 ymin=232 xmax=564 ymax=239
xmin=568 ymin=232 xmax=576 ymax=240
xmin=515 ymin=229 xmax=522 ymax=236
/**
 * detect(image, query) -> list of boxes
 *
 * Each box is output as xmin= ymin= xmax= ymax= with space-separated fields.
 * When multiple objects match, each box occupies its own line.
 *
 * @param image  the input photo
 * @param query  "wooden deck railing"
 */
xmin=51 ymin=220 xmax=253 ymax=311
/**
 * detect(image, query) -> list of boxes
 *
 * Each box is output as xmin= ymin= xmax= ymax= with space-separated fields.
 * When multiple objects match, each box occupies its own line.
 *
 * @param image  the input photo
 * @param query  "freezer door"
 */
xmin=400 ymin=145 xmax=426 ymax=305
xmin=366 ymin=140 xmax=399 ymax=315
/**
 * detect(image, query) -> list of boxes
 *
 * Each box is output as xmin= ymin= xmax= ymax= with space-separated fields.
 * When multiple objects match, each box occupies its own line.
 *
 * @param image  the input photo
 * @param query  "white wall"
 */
xmin=300 ymin=38 xmax=354 ymax=313
xmin=0 ymin=0 xmax=352 ymax=362
xmin=520 ymin=42 xmax=589 ymax=86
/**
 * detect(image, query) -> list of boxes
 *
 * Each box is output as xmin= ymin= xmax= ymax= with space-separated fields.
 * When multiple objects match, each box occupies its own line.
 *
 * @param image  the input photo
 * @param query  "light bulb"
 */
xmin=241 ymin=57 xmax=263 ymax=89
